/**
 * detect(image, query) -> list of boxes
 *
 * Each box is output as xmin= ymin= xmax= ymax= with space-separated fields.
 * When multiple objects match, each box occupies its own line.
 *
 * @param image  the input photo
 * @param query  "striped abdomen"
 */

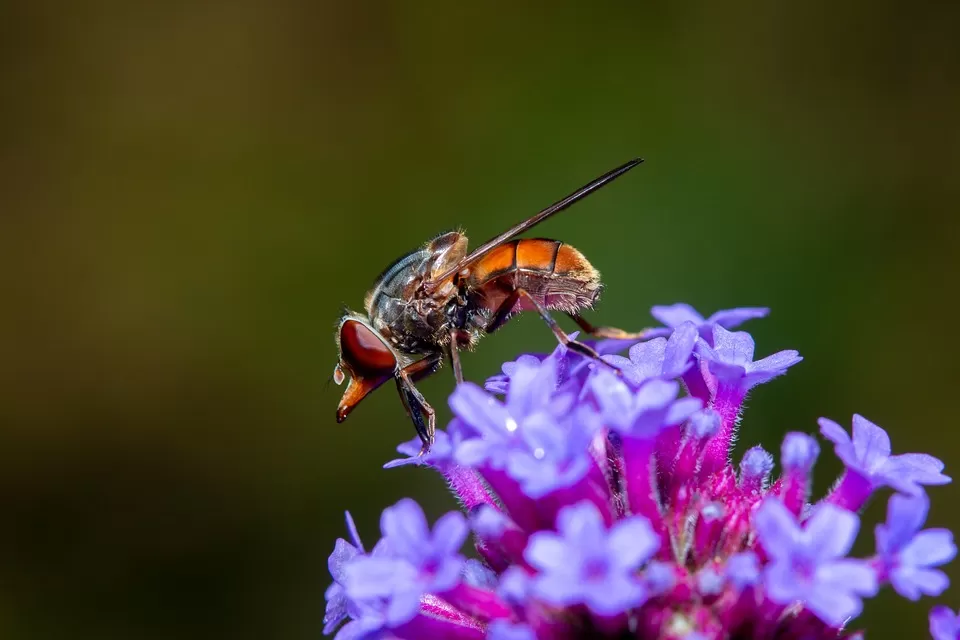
xmin=467 ymin=238 xmax=602 ymax=317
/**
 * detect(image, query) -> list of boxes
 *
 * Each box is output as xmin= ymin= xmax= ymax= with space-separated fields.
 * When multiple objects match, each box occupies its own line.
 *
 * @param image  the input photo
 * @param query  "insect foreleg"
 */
xmin=394 ymin=355 xmax=441 ymax=454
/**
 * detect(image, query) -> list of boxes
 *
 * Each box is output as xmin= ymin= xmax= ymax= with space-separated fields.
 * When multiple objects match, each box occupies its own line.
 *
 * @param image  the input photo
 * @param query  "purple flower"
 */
xmin=755 ymin=498 xmax=878 ymax=626
xmin=603 ymin=321 xmax=698 ymax=386
xmin=525 ymin=501 xmax=659 ymax=616
xmin=590 ymin=373 xmax=701 ymax=439
xmin=485 ymin=333 xmax=620 ymax=396
xmin=452 ymin=359 xmax=599 ymax=498
xmin=487 ymin=620 xmax=537 ymax=640
xmin=324 ymin=512 xmax=365 ymax=634
xmin=325 ymin=303 xmax=955 ymax=640
xmin=820 ymin=414 xmax=951 ymax=498
xmin=930 ymin=606 xmax=960 ymax=640
xmin=725 ymin=551 xmax=761 ymax=590
xmin=739 ymin=446 xmax=774 ymax=493
xmin=695 ymin=325 xmax=802 ymax=392
xmin=646 ymin=303 xmax=769 ymax=341
xmin=344 ymin=499 xmax=468 ymax=627
xmin=384 ymin=427 xmax=459 ymax=469
xmin=778 ymin=432 xmax=820 ymax=515
xmin=875 ymin=493 xmax=956 ymax=600
xmin=781 ymin=431 xmax=820 ymax=471
xmin=485 ymin=354 xmax=546 ymax=395
xmin=452 ymin=357 xmax=563 ymax=464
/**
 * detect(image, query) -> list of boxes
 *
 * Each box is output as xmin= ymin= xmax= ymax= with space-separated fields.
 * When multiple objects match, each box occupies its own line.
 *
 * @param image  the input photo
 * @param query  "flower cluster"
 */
xmin=324 ymin=305 xmax=955 ymax=639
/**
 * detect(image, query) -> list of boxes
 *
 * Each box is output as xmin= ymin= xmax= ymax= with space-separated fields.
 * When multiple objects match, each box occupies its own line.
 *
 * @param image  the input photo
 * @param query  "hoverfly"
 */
xmin=333 ymin=159 xmax=646 ymax=453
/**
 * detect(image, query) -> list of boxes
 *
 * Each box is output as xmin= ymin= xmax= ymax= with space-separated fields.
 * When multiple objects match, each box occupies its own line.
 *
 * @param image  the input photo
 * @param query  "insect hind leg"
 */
xmin=567 ymin=313 xmax=652 ymax=341
xmin=509 ymin=289 xmax=621 ymax=375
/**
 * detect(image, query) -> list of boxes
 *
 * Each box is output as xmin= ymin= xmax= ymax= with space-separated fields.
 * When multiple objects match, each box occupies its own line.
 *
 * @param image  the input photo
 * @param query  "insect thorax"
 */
xmin=363 ymin=249 xmax=443 ymax=354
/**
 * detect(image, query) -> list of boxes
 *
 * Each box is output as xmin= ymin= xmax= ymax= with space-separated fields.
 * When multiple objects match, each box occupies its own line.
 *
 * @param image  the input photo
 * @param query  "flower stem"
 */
xmin=620 ymin=435 xmax=664 ymax=531
xmin=824 ymin=470 xmax=874 ymax=511
xmin=702 ymin=385 xmax=745 ymax=476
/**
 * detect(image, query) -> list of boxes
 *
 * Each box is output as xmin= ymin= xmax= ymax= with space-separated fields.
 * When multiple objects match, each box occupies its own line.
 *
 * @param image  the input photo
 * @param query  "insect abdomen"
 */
xmin=469 ymin=239 xmax=601 ymax=314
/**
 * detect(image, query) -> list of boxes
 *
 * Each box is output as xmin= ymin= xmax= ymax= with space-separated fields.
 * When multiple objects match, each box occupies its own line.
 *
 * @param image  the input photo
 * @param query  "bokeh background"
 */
xmin=2 ymin=1 xmax=959 ymax=638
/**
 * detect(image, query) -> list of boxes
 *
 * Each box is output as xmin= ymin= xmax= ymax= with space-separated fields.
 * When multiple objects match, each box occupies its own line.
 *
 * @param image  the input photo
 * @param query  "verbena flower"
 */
xmin=644 ymin=303 xmax=769 ymax=343
xmin=819 ymin=414 xmax=950 ymax=510
xmin=755 ymin=498 xmax=877 ymax=625
xmin=873 ymin=493 xmax=955 ymax=601
xmin=930 ymin=606 xmax=960 ymax=640
xmin=324 ymin=304 xmax=954 ymax=639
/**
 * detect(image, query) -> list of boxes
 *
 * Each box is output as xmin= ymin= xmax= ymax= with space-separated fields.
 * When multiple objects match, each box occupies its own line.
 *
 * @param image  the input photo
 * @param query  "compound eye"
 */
xmin=339 ymin=320 xmax=397 ymax=378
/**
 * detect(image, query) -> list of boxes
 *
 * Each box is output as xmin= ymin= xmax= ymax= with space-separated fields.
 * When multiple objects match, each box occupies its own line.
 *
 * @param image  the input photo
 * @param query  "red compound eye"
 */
xmin=339 ymin=319 xmax=397 ymax=377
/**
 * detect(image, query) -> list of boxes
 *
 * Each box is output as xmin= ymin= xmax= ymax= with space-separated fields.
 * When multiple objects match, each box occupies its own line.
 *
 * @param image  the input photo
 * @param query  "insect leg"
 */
xmin=395 ymin=355 xmax=440 ymax=455
xmin=512 ymin=289 xmax=620 ymax=374
xmin=483 ymin=289 xmax=523 ymax=334
xmin=448 ymin=335 xmax=465 ymax=384
xmin=566 ymin=313 xmax=652 ymax=340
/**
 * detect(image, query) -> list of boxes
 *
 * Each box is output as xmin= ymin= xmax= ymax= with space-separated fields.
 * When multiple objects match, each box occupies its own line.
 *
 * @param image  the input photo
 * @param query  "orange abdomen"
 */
xmin=467 ymin=239 xmax=602 ymax=314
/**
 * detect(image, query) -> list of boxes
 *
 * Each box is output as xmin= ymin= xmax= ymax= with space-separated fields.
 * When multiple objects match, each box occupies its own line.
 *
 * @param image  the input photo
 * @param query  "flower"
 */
xmin=820 ymin=414 xmax=951 ymax=510
xmin=755 ymin=499 xmax=878 ymax=626
xmin=874 ymin=493 xmax=956 ymax=600
xmin=695 ymin=325 xmax=802 ymax=393
xmin=590 ymin=374 xmax=701 ymax=439
xmin=724 ymin=551 xmax=760 ymax=590
xmin=645 ymin=303 xmax=769 ymax=342
xmin=384 ymin=427 xmax=459 ymax=469
xmin=525 ymin=501 xmax=659 ymax=616
xmin=323 ymin=303 xmax=954 ymax=639
xmin=603 ymin=321 xmax=698 ymax=386
xmin=323 ymin=512 xmax=365 ymax=634
xmin=930 ymin=606 xmax=960 ymax=640
xmin=487 ymin=620 xmax=536 ymax=640
xmin=452 ymin=358 xmax=600 ymax=500
xmin=739 ymin=446 xmax=774 ymax=493
xmin=337 ymin=499 xmax=475 ymax=637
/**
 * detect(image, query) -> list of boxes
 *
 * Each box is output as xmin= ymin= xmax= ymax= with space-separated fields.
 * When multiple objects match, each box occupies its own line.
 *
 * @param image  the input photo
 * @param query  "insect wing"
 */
xmin=424 ymin=158 xmax=642 ymax=288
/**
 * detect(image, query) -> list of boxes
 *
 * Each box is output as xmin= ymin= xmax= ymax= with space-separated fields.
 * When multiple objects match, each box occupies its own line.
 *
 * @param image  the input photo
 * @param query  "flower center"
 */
xmin=583 ymin=557 xmax=609 ymax=581
xmin=790 ymin=555 xmax=817 ymax=583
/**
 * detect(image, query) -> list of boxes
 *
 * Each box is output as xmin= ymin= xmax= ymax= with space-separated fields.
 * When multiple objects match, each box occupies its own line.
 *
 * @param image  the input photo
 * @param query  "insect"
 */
xmin=333 ymin=159 xmax=647 ymax=453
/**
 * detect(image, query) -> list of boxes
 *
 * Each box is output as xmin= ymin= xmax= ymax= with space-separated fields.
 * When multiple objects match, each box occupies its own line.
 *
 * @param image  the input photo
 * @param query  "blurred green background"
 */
xmin=2 ymin=1 xmax=958 ymax=638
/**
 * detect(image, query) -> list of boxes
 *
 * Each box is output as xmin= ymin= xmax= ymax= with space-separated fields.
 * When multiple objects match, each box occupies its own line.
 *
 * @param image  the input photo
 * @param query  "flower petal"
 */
xmin=877 ymin=493 xmax=928 ymax=553
xmin=748 ymin=349 xmax=802 ymax=375
xmin=666 ymin=396 xmax=702 ymax=426
xmin=818 ymin=417 xmax=852 ymax=447
xmin=661 ymin=321 xmax=698 ymax=377
xmin=709 ymin=326 xmax=755 ymax=364
xmin=754 ymin=498 xmax=801 ymax=560
xmin=929 ymin=606 xmax=960 ymax=640
xmin=381 ymin=499 xmax=431 ymax=560
xmin=707 ymin=307 xmax=770 ymax=327
xmin=524 ymin=533 xmax=568 ymax=572
xmin=817 ymin=559 xmax=878 ymax=596
xmin=454 ymin=438 xmax=495 ymax=467
xmin=901 ymin=529 xmax=957 ymax=567
xmin=584 ymin=572 xmax=647 ymax=616
xmin=555 ymin=501 xmax=606 ymax=549
xmin=607 ymin=516 xmax=660 ymax=568
xmin=805 ymin=584 xmax=863 ymax=627
xmin=806 ymin=504 xmax=860 ymax=559
xmin=891 ymin=566 xmax=950 ymax=600
xmin=430 ymin=512 xmax=469 ymax=557
xmin=850 ymin=414 xmax=891 ymax=467
xmin=449 ymin=383 xmax=511 ymax=437
xmin=385 ymin=588 xmax=422 ymax=626
xmin=651 ymin=303 xmax=703 ymax=327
